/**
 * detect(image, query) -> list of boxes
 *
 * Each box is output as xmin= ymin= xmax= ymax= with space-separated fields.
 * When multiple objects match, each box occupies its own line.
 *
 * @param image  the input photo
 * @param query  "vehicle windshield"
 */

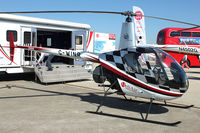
xmin=123 ymin=47 xmax=188 ymax=92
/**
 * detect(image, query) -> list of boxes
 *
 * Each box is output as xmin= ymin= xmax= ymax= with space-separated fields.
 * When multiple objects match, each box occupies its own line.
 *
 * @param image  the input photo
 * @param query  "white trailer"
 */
xmin=0 ymin=14 xmax=93 ymax=75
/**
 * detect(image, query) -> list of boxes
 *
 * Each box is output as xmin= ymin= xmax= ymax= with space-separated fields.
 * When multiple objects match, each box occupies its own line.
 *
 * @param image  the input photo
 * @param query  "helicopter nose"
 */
xmin=179 ymin=78 xmax=189 ymax=93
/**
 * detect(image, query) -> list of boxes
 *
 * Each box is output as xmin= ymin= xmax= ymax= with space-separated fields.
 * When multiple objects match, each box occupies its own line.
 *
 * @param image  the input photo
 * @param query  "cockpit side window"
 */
xmin=137 ymin=53 xmax=151 ymax=76
xmin=123 ymin=53 xmax=143 ymax=74
xmin=143 ymin=52 xmax=168 ymax=85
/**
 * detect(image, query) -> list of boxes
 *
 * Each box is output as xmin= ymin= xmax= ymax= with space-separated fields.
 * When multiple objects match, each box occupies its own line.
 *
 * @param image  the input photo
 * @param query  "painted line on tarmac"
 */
xmin=64 ymin=83 xmax=104 ymax=92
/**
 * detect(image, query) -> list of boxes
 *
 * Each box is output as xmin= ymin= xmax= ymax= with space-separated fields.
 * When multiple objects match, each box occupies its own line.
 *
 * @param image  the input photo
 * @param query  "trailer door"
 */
xmin=21 ymin=27 xmax=37 ymax=66
xmin=73 ymin=31 xmax=86 ymax=65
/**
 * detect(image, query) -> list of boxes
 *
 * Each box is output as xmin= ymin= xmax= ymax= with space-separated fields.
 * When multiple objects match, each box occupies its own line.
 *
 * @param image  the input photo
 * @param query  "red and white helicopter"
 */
xmin=1 ymin=7 xmax=200 ymax=121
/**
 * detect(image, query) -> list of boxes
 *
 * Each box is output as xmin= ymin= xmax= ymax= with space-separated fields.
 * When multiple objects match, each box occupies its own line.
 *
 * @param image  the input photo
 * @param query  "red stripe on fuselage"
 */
xmin=87 ymin=55 xmax=99 ymax=62
xmin=16 ymin=45 xmax=48 ymax=51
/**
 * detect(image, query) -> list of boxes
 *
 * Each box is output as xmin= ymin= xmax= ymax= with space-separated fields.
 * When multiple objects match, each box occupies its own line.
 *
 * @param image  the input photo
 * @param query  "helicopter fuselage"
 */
xmin=91 ymin=47 xmax=189 ymax=100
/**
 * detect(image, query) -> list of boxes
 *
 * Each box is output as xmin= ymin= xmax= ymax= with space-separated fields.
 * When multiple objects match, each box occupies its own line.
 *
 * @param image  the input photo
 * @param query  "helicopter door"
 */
xmin=73 ymin=31 xmax=86 ymax=65
xmin=21 ymin=27 xmax=37 ymax=66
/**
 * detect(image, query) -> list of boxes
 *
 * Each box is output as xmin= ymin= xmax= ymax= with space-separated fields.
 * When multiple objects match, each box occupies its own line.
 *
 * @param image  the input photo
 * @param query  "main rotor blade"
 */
xmin=0 ymin=10 xmax=199 ymax=27
xmin=140 ymin=14 xmax=200 ymax=27
xmin=0 ymin=10 xmax=123 ymax=15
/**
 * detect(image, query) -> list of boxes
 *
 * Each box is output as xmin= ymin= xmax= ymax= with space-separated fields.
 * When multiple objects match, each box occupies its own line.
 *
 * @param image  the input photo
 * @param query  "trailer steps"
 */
xmin=34 ymin=64 xmax=91 ymax=83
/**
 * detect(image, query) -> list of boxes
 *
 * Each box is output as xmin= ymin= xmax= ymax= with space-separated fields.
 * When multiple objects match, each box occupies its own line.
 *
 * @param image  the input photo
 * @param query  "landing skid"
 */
xmin=95 ymin=85 xmax=180 ymax=125
xmin=124 ymin=98 xmax=194 ymax=109
xmin=163 ymin=100 xmax=194 ymax=109
xmin=95 ymin=81 xmax=192 ymax=123
xmin=87 ymin=111 xmax=181 ymax=127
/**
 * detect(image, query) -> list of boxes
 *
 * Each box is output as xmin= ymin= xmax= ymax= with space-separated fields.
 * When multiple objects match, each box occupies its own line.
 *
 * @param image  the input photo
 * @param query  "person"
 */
xmin=46 ymin=54 xmax=54 ymax=71
xmin=36 ymin=43 xmax=54 ymax=71
xmin=36 ymin=52 xmax=54 ymax=71
xmin=36 ymin=52 xmax=48 ymax=66
xmin=181 ymin=55 xmax=190 ymax=69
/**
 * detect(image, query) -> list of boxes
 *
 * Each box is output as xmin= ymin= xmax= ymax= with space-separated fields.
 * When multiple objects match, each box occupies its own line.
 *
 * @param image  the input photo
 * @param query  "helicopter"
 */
xmin=1 ymin=6 xmax=200 ymax=121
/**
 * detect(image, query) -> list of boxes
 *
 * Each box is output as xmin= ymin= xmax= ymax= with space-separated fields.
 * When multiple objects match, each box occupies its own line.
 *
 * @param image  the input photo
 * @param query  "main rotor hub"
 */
xmin=126 ymin=16 xmax=132 ymax=22
xmin=121 ymin=11 xmax=134 ymax=16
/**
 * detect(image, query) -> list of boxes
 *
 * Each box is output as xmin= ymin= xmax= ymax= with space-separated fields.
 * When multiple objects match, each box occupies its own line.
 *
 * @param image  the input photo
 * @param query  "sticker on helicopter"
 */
xmin=118 ymin=79 xmax=144 ymax=96
xmin=58 ymin=50 xmax=81 ymax=57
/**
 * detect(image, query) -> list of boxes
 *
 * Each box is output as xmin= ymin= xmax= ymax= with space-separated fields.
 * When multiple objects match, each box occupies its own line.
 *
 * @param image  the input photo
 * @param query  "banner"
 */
xmin=133 ymin=6 xmax=146 ymax=46
xmin=94 ymin=32 xmax=116 ymax=53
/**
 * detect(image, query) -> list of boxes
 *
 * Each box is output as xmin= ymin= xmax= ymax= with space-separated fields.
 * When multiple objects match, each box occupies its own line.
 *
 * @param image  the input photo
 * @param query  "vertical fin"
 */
xmin=133 ymin=6 xmax=146 ymax=46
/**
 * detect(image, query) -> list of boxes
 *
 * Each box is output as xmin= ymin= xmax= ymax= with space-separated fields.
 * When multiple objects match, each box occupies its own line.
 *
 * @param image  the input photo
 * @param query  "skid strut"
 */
xmin=140 ymin=98 xmax=154 ymax=120
xmin=96 ymin=80 xmax=117 ymax=112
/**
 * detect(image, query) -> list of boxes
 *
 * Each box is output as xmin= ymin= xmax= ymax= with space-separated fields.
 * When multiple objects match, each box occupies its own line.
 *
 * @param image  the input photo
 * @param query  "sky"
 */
xmin=0 ymin=0 xmax=199 ymax=44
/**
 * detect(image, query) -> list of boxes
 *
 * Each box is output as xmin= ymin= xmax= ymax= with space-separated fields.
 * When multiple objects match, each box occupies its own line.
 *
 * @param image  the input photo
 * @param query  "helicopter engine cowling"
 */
xmin=92 ymin=65 xmax=106 ymax=83
xmin=93 ymin=65 xmax=121 ymax=91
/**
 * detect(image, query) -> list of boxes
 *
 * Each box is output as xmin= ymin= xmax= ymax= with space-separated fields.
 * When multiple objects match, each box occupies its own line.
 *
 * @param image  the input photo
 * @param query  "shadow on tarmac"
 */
xmin=0 ymin=85 xmax=168 ymax=114
xmin=0 ymin=73 xmax=35 ymax=81
xmin=0 ymin=84 xmax=182 ymax=126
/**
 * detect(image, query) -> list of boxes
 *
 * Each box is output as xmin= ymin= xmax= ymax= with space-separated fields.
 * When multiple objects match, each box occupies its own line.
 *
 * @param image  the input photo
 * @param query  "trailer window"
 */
xmin=75 ymin=35 xmax=83 ymax=45
xmin=7 ymin=30 xmax=17 ymax=42
xmin=24 ymin=32 xmax=31 ymax=44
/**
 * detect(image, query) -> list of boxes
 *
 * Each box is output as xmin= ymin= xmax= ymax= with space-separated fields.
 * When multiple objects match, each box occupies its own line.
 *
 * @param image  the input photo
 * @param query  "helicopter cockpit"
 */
xmin=123 ymin=47 xmax=189 ymax=92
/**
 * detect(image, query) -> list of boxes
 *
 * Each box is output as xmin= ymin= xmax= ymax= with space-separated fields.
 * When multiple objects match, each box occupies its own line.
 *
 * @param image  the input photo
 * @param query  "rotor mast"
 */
xmin=118 ymin=12 xmax=136 ymax=49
